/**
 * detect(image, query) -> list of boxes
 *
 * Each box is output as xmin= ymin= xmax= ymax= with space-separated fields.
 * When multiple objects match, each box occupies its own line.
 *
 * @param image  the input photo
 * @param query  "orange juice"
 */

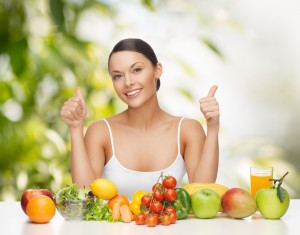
xmin=250 ymin=175 xmax=273 ymax=198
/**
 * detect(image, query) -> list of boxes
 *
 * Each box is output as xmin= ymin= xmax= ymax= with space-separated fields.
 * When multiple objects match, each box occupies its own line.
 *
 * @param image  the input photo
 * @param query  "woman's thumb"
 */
xmin=76 ymin=87 xmax=86 ymax=105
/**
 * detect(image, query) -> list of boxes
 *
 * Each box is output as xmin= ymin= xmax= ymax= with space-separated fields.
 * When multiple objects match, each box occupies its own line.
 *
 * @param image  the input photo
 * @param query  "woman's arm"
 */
xmin=60 ymin=87 xmax=100 ymax=188
xmin=184 ymin=85 xmax=220 ymax=183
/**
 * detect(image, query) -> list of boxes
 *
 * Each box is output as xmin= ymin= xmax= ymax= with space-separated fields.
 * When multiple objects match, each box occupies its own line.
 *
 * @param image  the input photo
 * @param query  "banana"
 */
xmin=182 ymin=183 xmax=228 ymax=198
xmin=182 ymin=183 xmax=229 ymax=212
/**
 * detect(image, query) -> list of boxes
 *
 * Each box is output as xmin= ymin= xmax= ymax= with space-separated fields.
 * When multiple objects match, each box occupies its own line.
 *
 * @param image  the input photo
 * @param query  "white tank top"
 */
xmin=101 ymin=117 xmax=187 ymax=200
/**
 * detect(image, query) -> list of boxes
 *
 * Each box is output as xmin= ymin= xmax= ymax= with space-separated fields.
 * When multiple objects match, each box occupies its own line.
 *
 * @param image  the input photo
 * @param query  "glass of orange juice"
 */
xmin=250 ymin=167 xmax=273 ymax=198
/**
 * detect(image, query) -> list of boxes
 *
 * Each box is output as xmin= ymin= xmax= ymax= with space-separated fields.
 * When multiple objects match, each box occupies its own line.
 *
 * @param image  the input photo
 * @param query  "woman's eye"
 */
xmin=133 ymin=67 xmax=142 ymax=73
xmin=113 ymin=74 xmax=122 ymax=80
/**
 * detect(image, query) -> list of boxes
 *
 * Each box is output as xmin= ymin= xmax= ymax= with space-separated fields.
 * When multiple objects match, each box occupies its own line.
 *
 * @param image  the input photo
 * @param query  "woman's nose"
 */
xmin=124 ymin=75 xmax=135 ymax=87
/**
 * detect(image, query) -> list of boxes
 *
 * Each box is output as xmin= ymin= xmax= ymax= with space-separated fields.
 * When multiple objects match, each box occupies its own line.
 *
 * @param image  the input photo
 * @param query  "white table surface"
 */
xmin=1 ymin=200 xmax=299 ymax=235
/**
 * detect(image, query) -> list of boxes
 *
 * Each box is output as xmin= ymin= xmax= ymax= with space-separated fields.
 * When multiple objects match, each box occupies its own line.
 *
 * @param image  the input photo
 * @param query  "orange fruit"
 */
xmin=26 ymin=195 xmax=56 ymax=223
xmin=108 ymin=194 xmax=129 ymax=209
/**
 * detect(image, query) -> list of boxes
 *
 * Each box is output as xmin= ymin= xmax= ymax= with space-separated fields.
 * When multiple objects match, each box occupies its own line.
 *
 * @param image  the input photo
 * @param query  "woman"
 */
xmin=60 ymin=38 xmax=219 ymax=199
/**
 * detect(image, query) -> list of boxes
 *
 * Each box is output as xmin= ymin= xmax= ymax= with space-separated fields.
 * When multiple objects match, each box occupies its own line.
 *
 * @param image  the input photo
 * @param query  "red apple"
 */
xmin=221 ymin=188 xmax=257 ymax=219
xmin=21 ymin=189 xmax=53 ymax=214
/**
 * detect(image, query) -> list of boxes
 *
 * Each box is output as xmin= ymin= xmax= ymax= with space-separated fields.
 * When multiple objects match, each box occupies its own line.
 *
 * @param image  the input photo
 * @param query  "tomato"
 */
xmin=169 ymin=212 xmax=177 ymax=224
xmin=160 ymin=214 xmax=171 ymax=226
xmin=132 ymin=191 xmax=148 ymax=204
xmin=135 ymin=213 xmax=146 ymax=225
xmin=141 ymin=195 xmax=152 ymax=207
xmin=141 ymin=209 xmax=150 ymax=217
xmin=163 ymin=176 xmax=177 ymax=189
xmin=150 ymin=201 xmax=163 ymax=214
xmin=152 ymin=183 xmax=164 ymax=192
xmin=152 ymin=213 xmax=160 ymax=224
xmin=108 ymin=195 xmax=129 ymax=209
xmin=146 ymin=215 xmax=158 ymax=227
xmin=165 ymin=188 xmax=177 ymax=202
xmin=153 ymin=190 xmax=164 ymax=201
xmin=164 ymin=207 xmax=176 ymax=215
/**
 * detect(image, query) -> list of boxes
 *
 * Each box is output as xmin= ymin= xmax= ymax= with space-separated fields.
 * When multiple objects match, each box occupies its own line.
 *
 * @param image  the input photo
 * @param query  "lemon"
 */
xmin=90 ymin=178 xmax=118 ymax=200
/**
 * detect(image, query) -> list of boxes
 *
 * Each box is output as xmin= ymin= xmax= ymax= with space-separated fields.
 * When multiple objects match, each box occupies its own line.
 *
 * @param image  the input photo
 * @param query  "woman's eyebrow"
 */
xmin=111 ymin=62 xmax=143 ymax=74
xmin=130 ymin=62 xmax=143 ymax=68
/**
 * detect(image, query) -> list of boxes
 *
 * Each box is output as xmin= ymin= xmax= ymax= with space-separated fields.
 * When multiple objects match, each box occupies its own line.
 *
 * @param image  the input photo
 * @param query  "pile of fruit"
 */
xmin=20 ymin=172 xmax=290 ymax=225
xmin=21 ymin=189 xmax=56 ymax=223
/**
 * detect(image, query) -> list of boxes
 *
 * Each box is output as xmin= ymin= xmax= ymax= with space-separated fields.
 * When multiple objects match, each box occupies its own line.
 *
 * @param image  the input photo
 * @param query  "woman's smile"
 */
xmin=125 ymin=88 xmax=143 ymax=97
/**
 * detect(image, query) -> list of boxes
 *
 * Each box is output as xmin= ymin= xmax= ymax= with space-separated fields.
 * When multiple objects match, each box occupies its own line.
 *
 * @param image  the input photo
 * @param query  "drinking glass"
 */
xmin=250 ymin=167 xmax=273 ymax=198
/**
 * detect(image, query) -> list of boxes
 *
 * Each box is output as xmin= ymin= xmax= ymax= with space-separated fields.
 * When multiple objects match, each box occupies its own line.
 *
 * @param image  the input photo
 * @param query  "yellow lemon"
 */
xmin=90 ymin=178 xmax=118 ymax=200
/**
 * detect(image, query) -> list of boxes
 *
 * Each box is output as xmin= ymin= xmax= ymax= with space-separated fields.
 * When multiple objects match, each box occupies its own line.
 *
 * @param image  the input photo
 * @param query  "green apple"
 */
xmin=191 ymin=189 xmax=221 ymax=219
xmin=256 ymin=187 xmax=290 ymax=219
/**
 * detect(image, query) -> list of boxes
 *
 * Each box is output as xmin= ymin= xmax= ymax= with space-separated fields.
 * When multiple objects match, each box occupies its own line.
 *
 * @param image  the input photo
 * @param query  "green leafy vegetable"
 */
xmin=84 ymin=198 xmax=115 ymax=222
xmin=55 ymin=184 xmax=89 ymax=201
xmin=54 ymin=184 xmax=92 ymax=220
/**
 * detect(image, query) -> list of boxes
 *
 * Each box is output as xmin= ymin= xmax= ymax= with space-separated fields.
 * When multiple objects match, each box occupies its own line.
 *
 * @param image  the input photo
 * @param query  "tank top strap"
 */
xmin=177 ymin=117 xmax=185 ymax=154
xmin=103 ymin=119 xmax=115 ymax=156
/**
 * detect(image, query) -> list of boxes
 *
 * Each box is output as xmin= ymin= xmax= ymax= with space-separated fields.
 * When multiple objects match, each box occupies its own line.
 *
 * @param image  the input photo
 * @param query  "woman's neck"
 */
xmin=124 ymin=97 xmax=167 ymax=131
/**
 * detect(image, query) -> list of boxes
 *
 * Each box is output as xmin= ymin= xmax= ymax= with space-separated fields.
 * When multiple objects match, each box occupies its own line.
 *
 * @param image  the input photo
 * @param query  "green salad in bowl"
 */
xmin=54 ymin=184 xmax=93 ymax=220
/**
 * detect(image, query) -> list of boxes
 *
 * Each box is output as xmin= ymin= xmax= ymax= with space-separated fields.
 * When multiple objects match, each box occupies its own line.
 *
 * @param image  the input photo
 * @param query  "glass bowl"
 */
xmin=55 ymin=199 xmax=91 ymax=220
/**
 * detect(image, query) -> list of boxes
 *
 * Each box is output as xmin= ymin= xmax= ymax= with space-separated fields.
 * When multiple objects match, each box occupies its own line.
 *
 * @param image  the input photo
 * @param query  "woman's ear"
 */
xmin=155 ymin=62 xmax=163 ymax=79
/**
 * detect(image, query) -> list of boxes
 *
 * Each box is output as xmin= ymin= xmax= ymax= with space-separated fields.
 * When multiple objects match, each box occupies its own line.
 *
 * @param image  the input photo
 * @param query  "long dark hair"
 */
xmin=108 ymin=38 xmax=161 ymax=91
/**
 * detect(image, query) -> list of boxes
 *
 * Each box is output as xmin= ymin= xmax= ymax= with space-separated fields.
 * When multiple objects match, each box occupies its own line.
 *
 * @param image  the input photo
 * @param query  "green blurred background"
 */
xmin=1 ymin=0 xmax=299 ymax=200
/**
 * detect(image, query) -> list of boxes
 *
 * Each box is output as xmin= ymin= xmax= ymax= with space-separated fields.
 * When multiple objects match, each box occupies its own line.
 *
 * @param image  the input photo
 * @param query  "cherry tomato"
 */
xmin=165 ymin=188 xmax=177 ymax=202
xmin=163 ymin=176 xmax=177 ymax=189
xmin=164 ymin=207 xmax=176 ymax=215
xmin=141 ymin=209 xmax=150 ymax=217
xmin=152 ymin=183 xmax=164 ymax=192
xmin=153 ymin=189 xmax=165 ymax=201
xmin=169 ymin=212 xmax=177 ymax=224
xmin=152 ymin=213 xmax=160 ymax=224
xmin=141 ymin=195 xmax=152 ymax=207
xmin=146 ymin=214 xmax=158 ymax=227
xmin=160 ymin=214 xmax=171 ymax=226
xmin=135 ymin=213 xmax=146 ymax=225
xmin=150 ymin=201 xmax=163 ymax=214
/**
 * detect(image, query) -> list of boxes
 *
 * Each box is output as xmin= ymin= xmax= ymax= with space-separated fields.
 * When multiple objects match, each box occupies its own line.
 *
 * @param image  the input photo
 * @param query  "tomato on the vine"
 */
xmin=135 ymin=213 xmax=146 ymax=225
xmin=169 ymin=212 xmax=177 ymax=224
xmin=164 ymin=207 xmax=176 ymax=214
xmin=152 ymin=213 xmax=160 ymax=224
xmin=152 ymin=183 xmax=164 ymax=192
xmin=165 ymin=188 xmax=177 ymax=202
xmin=146 ymin=214 xmax=158 ymax=227
xmin=150 ymin=201 xmax=163 ymax=214
xmin=141 ymin=195 xmax=152 ymax=207
xmin=153 ymin=189 xmax=165 ymax=201
xmin=160 ymin=214 xmax=172 ymax=226
xmin=163 ymin=176 xmax=177 ymax=189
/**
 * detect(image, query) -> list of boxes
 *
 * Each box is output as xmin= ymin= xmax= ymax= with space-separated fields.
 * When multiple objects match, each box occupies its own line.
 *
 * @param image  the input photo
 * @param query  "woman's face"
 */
xmin=109 ymin=51 xmax=162 ymax=107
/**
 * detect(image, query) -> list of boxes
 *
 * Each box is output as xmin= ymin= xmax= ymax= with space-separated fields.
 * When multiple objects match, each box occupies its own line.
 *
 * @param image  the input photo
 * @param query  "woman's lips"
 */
xmin=125 ymin=88 xmax=142 ymax=97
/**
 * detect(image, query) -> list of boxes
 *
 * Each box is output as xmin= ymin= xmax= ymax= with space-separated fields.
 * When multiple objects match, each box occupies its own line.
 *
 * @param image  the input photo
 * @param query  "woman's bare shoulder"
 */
xmin=85 ymin=119 xmax=111 ymax=143
xmin=181 ymin=118 xmax=205 ymax=138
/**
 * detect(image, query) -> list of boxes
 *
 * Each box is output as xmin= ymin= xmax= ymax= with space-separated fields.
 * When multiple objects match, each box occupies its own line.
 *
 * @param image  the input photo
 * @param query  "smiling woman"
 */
xmin=59 ymin=38 xmax=220 ymax=199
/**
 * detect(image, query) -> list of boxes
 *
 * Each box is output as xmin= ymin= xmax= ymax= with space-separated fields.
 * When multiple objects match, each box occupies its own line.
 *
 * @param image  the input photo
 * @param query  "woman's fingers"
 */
xmin=199 ymin=85 xmax=220 ymax=124
xmin=207 ymin=85 xmax=218 ymax=97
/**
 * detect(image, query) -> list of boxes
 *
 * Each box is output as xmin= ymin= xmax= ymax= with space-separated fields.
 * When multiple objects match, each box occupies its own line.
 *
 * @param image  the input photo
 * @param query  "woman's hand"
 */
xmin=60 ymin=87 xmax=87 ymax=129
xmin=199 ymin=85 xmax=220 ymax=127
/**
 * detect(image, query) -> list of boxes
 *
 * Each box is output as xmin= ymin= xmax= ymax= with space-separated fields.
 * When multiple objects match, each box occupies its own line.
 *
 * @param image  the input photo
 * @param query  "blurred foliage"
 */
xmin=0 ymin=0 xmax=226 ymax=201
xmin=2 ymin=0 xmax=297 ymax=201
xmin=0 ymin=0 xmax=119 ymax=200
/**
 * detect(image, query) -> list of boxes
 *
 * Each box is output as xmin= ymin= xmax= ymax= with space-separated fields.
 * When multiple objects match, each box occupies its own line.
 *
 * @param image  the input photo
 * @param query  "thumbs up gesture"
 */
xmin=199 ymin=85 xmax=220 ymax=127
xmin=60 ymin=87 xmax=87 ymax=128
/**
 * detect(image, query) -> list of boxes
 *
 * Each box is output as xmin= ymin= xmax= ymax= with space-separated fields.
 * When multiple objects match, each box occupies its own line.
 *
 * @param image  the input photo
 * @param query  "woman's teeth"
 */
xmin=126 ymin=89 xmax=142 ymax=96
